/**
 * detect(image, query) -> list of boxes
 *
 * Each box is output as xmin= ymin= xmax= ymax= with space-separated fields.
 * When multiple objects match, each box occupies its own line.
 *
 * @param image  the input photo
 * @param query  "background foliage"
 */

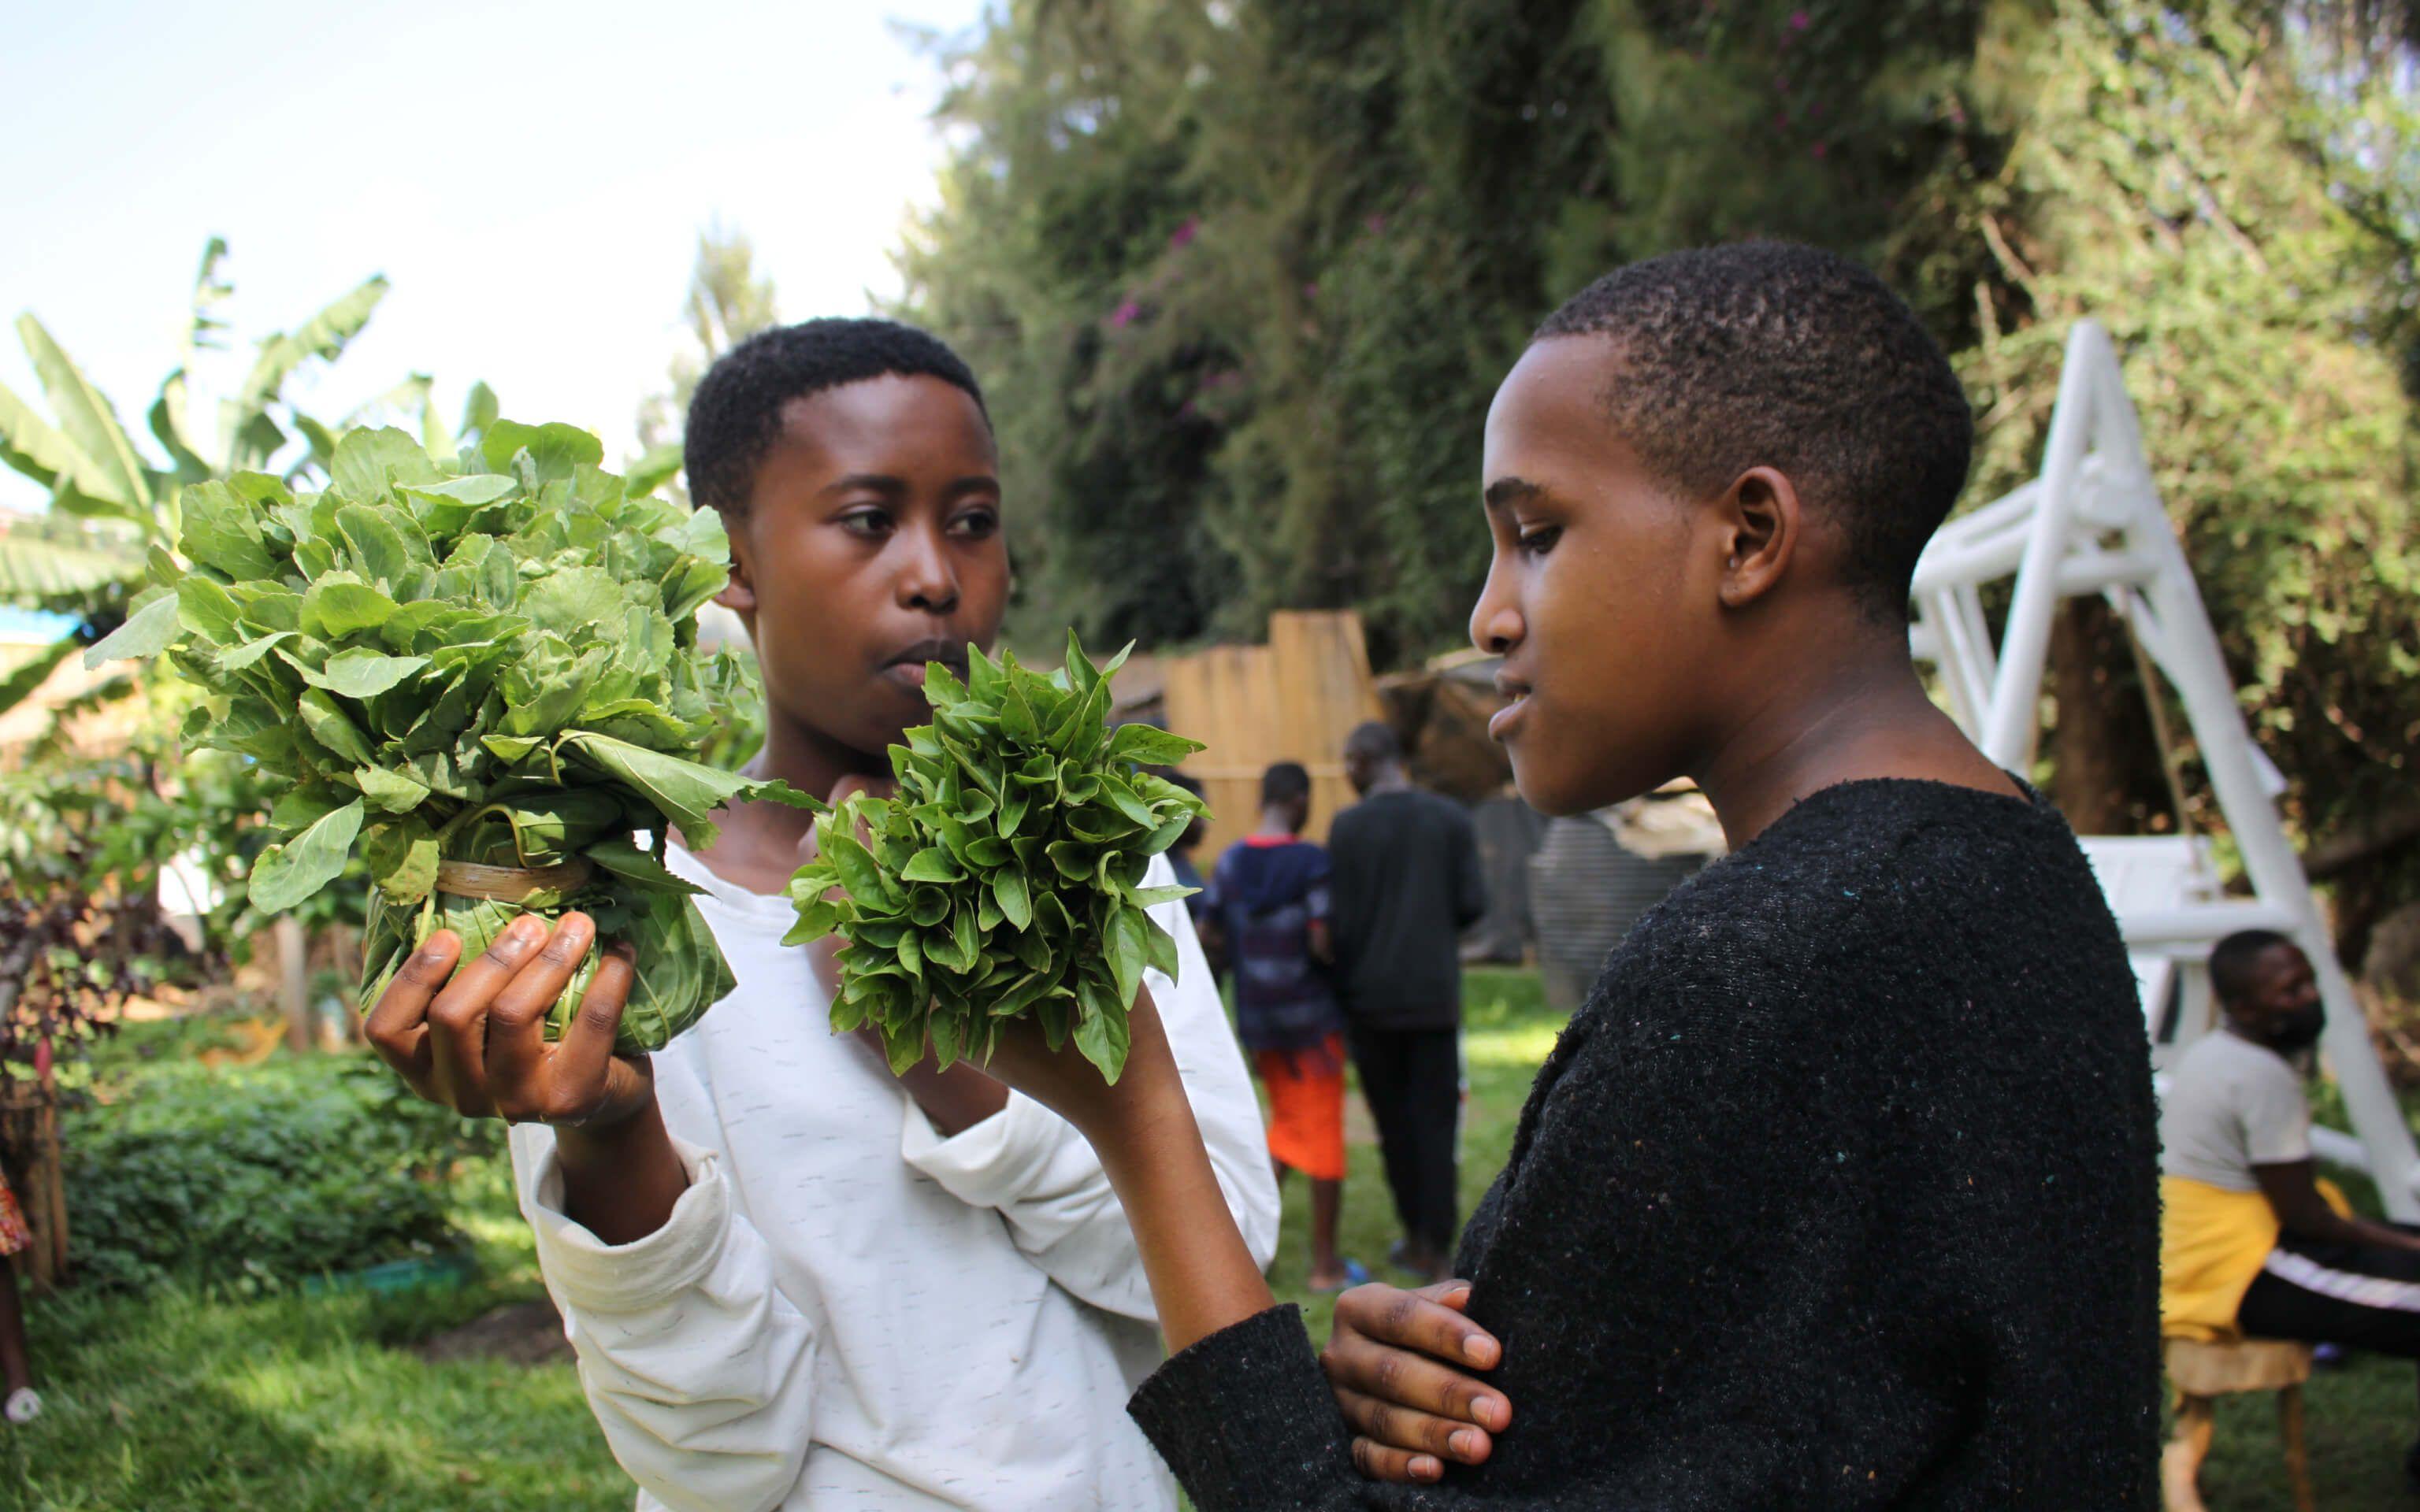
xmin=896 ymin=0 xmax=2420 ymax=988
xmin=62 ymin=1050 xmax=499 ymax=1293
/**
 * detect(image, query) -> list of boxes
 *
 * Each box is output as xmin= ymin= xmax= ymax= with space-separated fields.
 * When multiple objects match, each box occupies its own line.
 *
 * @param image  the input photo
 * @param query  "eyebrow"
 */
xmin=822 ymin=472 xmax=906 ymax=498
xmin=818 ymin=472 xmax=1000 ymax=498
xmin=1483 ymin=476 xmax=1543 ymax=511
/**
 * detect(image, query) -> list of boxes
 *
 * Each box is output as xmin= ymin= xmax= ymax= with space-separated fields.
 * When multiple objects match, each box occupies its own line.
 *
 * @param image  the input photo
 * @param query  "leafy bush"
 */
xmin=61 ymin=1053 xmax=502 ymax=1293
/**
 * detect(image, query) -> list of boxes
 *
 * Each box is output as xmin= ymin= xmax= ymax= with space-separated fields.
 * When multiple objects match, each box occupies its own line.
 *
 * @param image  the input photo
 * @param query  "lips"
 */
xmin=882 ymin=637 xmax=971 ymax=691
xmin=1489 ymin=669 xmax=1533 ymax=742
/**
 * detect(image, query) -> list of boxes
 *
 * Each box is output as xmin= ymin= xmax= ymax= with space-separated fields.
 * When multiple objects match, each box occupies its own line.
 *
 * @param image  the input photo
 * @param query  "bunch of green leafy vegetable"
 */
xmin=94 ymin=421 xmax=815 ymax=1052
xmin=785 ymin=635 xmax=1207 ymax=1082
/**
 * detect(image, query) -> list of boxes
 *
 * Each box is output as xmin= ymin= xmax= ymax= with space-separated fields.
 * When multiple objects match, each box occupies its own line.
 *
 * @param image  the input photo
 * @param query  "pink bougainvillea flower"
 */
xmin=1789 ymin=9 xmax=1811 ymax=29
xmin=1109 ymin=299 xmax=1142 ymax=328
xmin=1170 ymin=217 xmax=1200 ymax=250
xmin=1364 ymin=213 xmax=1386 ymax=234
xmin=1811 ymin=140 xmax=1828 ymax=159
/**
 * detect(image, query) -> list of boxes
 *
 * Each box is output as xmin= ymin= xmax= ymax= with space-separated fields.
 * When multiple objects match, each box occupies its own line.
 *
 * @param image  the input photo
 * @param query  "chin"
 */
xmin=1509 ymin=750 xmax=1598 ymax=818
xmin=1509 ymin=743 xmax=1668 ymax=818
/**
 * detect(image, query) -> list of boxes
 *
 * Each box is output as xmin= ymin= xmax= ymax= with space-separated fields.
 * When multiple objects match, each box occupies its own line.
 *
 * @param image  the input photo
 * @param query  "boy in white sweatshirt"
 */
xmin=365 ymin=319 xmax=1279 ymax=1511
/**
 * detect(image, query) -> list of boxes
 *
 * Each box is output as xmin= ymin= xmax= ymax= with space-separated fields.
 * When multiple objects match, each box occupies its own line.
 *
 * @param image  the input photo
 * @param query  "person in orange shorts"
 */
xmin=1200 ymin=762 xmax=1364 ymax=1292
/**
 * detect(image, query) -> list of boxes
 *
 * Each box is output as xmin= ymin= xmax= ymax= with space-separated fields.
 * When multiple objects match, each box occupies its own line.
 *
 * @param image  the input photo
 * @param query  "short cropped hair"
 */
xmin=2210 ymin=929 xmax=2301 ymax=1010
xmin=1345 ymin=721 xmax=1401 ymax=764
xmin=685 ymin=317 xmax=989 ymax=517
xmin=1261 ymin=762 xmax=1312 ymax=807
xmin=1535 ymin=242 xmax=1973 ymax=621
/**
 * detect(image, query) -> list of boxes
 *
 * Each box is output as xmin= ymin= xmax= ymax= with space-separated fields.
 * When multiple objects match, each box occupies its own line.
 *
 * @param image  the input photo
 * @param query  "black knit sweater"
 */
xmin=1130 ymin=778 xmax=2162 ymax=1509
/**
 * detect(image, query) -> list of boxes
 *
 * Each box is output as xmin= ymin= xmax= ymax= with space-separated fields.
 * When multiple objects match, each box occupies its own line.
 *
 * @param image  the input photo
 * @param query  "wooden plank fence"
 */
xmin=1157 ymin=610 xmax=1385 ymax=862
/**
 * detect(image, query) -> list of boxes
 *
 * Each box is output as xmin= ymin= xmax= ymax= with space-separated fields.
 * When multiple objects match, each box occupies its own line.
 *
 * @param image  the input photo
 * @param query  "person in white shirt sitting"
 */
xmin=2161 ymin=928 xmax=2420 ymax=1485
xmin=365 ymin=318 xmax=1279 ymax=1512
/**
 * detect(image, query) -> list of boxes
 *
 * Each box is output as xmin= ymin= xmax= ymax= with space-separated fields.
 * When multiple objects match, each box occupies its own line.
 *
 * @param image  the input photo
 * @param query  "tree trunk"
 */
xmin=2042 ymin=595 xmax=2139 ymax=832
xmin=277 ymin=915 xmax=311 ymax=1054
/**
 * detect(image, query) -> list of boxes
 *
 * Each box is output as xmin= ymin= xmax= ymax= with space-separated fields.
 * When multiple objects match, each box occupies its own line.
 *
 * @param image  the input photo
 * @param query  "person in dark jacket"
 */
xmin=968 ymin=240 xmax=2162 ymax=1509
xmin=1329 ymin=721 xmax=1487 ymax=1282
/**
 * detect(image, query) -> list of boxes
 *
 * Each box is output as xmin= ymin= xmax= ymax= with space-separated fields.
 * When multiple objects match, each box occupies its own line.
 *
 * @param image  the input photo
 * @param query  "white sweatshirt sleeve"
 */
xmin=898 ymin=856 xmax=1280 ymax=1321
xmin=511 ymin=1125 xmax=821 ymax=1512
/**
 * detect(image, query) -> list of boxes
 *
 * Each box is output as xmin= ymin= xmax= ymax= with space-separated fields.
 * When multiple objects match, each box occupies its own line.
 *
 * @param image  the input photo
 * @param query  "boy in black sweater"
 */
xmin=978 ymin=242 xmax=2162 ymax=1506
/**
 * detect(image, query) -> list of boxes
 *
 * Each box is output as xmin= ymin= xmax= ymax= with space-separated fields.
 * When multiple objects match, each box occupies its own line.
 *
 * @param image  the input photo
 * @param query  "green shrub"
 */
xmin=61 ymin=1053 xmax=502 ymax=1293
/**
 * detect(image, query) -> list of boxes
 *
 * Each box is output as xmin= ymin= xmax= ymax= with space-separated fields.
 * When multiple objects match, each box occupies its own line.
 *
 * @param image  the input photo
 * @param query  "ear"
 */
xmin=715 ymin=514 xmax=759 ymax=617
xmin=1712 ymin=466 xmax=1802 ymax=611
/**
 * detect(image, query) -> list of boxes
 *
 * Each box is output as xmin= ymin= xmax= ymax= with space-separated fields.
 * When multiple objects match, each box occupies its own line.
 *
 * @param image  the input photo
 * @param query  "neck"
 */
xmin=1691 ymin=628 xmax=2001 ymax=850
xmin=718 ymin=706 xmax=886 ymax=854
xmin=1365 ymin=765 xmax=1412 ymax=795
xmin=1254 ymin=809 xmax=1297 ymax=839
xmin=2221 ymin=1016 xmax=2289 ymax=1056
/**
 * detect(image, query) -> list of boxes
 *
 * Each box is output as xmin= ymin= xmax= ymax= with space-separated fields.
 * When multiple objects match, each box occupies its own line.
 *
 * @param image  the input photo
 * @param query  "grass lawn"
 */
xmin=4 ymin=964 xmax=2419 ymax=1507
xmin=0 ymin=1158 xmax=627 ymax=1512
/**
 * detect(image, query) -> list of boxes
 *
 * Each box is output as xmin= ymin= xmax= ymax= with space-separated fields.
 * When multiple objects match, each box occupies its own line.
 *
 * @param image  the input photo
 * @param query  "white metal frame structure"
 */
xmin=1908 ymin=320 xmax=2420 ymax=1218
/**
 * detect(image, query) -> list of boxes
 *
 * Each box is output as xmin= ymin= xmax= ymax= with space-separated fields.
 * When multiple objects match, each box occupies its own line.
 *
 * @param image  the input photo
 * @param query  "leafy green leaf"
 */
xmin=585 ymin=839 xmax=705 ymax=895
xmin=336 ymin=502 xmax=423 ymax=586
xmin=362 ymin=815 xmax=439 ymax=904
xmin=302 ymin=576 xmax=401 ymax=639
xmin=175 ymin=576 xmax=244 ymax=642
xmin=180 ymin=481 xmax=280 ymax=580
xmin=354 ymin=764 xmax=431 ymax=814
xmin=329 ymin=425 xmax=440 ymax=502
xmin=482 ymin=420 xmax=603 ymax=480
xmin=1106 ymin=722 xmax=1206 ymax=767
xmin=249 ymin=799 xmax=365 ymax=912
xmin=84 ymin=594 xmax=181 ymax=667
xmin=298 ymin=688 xmax=375 ymax=765
xmin=317 ymin=648 xmax=429 ymax=699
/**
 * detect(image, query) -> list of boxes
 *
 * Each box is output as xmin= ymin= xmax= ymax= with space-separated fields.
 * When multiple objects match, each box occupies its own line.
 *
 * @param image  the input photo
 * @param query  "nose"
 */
xmin=896 ymin=521 xmax=961 ymax=616
xmin=1469 ymin=567 xmax=1524 ymax=657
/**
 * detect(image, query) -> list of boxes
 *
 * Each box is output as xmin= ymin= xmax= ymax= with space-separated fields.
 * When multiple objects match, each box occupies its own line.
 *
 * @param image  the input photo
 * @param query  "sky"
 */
xmin=0 ymin=0 xmax=989 ymax=535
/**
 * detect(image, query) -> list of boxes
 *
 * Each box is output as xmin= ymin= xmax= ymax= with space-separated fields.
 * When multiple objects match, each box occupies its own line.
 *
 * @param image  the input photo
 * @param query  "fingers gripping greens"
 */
xmin=108 ymin=421 xmax=818 ymax=1052
xmin=785 ymin=634 xmax=1208 ymax=1082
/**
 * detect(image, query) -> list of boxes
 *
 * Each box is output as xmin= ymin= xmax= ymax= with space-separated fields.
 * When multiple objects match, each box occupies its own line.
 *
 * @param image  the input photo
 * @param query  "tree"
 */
xmin=898 ymin=0 xmax=2420 ymax=987
xmin=1951 ymin=0 xmax=2420 ymax=968
xmin=634 ymin=224 xmax=781 ymax=504
xmin=897 ymin=0 xmax=2011 ymax=662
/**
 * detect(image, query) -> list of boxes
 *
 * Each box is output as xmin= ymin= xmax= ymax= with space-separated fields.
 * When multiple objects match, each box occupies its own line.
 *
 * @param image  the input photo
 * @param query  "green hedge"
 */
xmin=61 ymin=1053 xmax=502 ymax=1293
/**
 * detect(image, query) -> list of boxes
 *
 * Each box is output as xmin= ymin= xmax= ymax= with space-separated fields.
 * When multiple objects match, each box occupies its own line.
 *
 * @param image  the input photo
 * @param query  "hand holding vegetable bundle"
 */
xmin=98 ymin=421 xmax=818 ymax=1052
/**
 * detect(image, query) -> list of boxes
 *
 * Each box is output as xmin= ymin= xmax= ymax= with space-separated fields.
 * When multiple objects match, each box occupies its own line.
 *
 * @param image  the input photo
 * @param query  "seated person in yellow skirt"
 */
xmin=2162 ymin=928 xmax=2420 ymax=1480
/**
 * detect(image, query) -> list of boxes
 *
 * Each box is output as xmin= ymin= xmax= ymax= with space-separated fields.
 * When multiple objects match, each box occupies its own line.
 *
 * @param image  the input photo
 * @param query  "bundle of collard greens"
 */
xmin=785 ymin=636 xmax=1208 ymax=1082
xmin=97 ymin=422 xmax=815 ymax=1052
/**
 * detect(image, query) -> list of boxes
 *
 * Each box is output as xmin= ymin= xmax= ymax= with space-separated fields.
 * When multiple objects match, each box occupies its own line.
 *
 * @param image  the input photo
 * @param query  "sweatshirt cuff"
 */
xmin=1127 ymin=1305 xmax=1352 ymax=1505
xmin=898 ymin=1089 xmax=1066 ymax=1208
xmin=524 ymin=1133 xmax=729 ymax=1313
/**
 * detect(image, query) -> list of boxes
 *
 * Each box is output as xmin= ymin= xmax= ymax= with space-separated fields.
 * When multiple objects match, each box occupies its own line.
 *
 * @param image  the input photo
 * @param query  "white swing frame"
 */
xmin=1907 ymin=320 xmax=2419 ymax=1217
